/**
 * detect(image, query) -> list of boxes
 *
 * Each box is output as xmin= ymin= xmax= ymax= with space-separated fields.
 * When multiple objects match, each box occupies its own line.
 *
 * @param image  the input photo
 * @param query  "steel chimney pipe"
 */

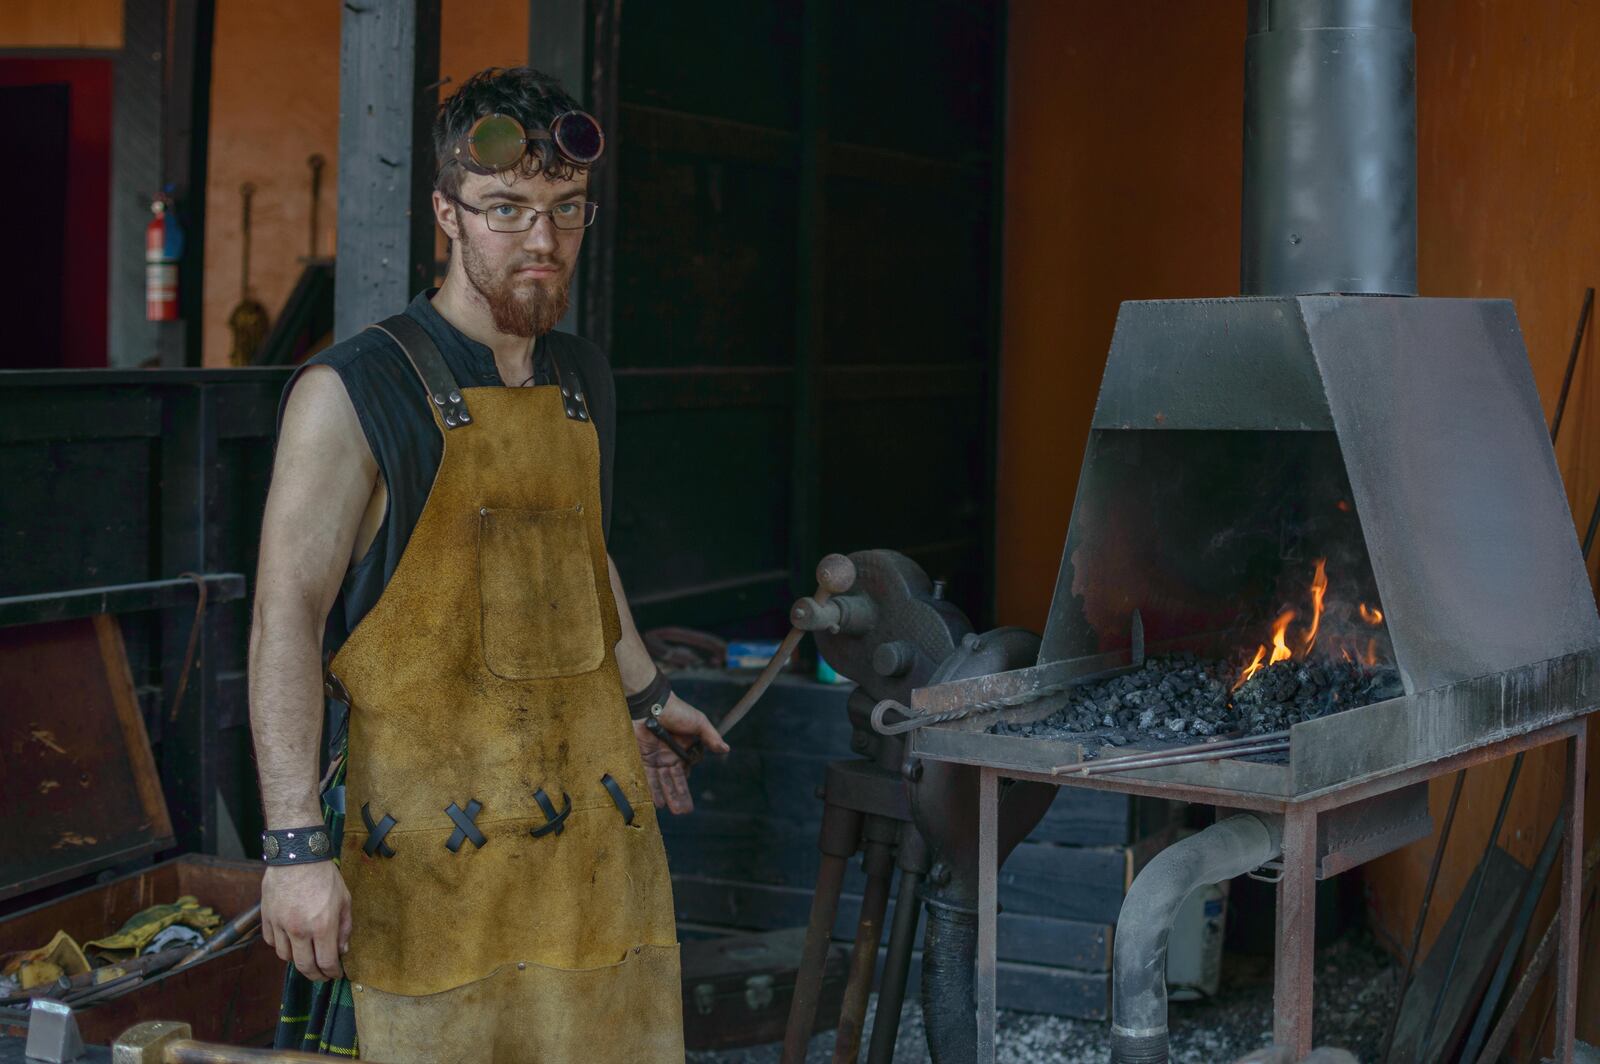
xmin=1241 ymin=0 xmax=1417 ymax=296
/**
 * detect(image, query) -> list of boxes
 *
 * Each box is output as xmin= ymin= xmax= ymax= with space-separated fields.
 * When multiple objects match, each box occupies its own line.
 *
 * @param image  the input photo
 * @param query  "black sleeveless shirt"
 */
xmin=277 ymin=289 xmax=617 ymax=661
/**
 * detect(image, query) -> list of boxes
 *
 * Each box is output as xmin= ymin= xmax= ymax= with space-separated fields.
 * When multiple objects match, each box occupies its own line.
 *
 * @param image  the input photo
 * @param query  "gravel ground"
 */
xmin=689 ymin=930 xmax=1398 ymax=1064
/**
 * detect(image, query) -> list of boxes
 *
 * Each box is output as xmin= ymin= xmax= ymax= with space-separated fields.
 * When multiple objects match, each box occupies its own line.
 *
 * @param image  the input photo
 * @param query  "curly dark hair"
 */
xmin=433 ymin=67 xmax=588 ymax=196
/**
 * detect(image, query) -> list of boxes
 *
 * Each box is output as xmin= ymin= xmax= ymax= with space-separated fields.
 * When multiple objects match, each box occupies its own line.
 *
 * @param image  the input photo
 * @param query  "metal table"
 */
xmin=913 ymin=715 xmax=1590 ymax=1062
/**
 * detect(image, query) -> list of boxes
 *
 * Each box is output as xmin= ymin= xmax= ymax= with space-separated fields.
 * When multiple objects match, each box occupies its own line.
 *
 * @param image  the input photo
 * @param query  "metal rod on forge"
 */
xmin=1062 ymin=740 xmax=1290 ymax=778
xmin=1066 ymin=730 xmax=1288 ymax=768
xmin=1053 ymin=730 xmax=1290 ymax=776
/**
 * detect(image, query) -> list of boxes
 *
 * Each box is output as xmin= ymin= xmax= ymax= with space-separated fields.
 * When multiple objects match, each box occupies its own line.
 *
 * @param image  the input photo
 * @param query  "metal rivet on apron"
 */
xmin=576 ymin=504 xmax=584 ymax=514
xmin=432 ymin=394 xmax=446 ymax=406
xmin=354 ymin=984 xmax=364 ymax=993
xmin=459 ymin=412 xmax=471 ymax=423
xmin=574 ymin=392 xmax=584 ymax=402
xmin=480 ymin=507 xmax=489 ymax=516
xmin=562 ymin=387 xmax=570 ymax=397
xmin=578 ymin=410 xmax=588 ymax=420
xmin=517 ymin=962 xmax=527 ymax=971
xmin=445 ymin=413 xmax=459 ymax=427
xmin=448 ymin=390 xmax=462 ymax=403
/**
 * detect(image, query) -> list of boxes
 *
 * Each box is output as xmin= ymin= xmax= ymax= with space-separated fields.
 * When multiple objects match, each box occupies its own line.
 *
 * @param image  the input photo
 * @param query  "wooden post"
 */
xmin=334 ymin=0 xmax=442 ymax=341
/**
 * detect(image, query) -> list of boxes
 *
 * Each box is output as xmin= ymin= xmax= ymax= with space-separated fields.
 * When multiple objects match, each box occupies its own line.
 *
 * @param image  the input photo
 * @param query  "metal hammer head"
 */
xmin=111 ymin=1021 xmax=193 ymax=1063
xmin=24 ymin=999 xmax=85 ymax=1063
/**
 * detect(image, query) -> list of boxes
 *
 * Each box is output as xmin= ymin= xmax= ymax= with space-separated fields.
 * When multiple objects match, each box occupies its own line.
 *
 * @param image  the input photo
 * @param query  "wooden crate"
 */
xmin=0 ymin=854 xmax=280 ymax=1046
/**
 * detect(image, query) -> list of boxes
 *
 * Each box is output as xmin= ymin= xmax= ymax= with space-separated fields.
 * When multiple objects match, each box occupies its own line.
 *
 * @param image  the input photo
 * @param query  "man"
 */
xmin=249 ymin=67 xmax=726 ymax=1062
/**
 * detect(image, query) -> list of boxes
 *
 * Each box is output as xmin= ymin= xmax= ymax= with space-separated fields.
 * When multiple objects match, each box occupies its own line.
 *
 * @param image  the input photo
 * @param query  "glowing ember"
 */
xmin=1302 ymin=559 xmax=1328 ymax=654
xmin=1358 ymin=602 xmax=1384 ymax=625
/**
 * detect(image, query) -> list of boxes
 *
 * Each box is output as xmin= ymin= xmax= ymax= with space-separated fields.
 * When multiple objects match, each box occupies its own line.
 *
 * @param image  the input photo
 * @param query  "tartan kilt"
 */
xmin=272 ymin=758 xmax=360 ymax=1058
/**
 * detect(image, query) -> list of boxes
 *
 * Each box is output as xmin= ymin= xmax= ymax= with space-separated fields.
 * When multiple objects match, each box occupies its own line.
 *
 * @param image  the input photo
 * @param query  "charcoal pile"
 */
xmin=993 ymin=653 xmax=1402 ymax=747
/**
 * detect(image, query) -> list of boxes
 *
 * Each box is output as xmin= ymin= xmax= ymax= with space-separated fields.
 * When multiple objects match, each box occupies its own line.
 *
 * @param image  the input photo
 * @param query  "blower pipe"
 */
xmin=1111 ymin=814 xmax=1285 ymax=1064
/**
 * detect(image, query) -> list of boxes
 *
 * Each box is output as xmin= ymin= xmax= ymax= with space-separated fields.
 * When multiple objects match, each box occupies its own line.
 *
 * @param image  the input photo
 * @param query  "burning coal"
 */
xmin=993 ymin=653 xmax=1403 ymax=746
xmin=995 ymin=560 xmax=1402 ymax=746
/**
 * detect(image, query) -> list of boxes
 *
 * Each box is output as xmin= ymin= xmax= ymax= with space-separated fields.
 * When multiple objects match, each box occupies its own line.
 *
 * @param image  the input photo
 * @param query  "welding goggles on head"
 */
xmin=449 ymin=111 xmax=606 ymax=175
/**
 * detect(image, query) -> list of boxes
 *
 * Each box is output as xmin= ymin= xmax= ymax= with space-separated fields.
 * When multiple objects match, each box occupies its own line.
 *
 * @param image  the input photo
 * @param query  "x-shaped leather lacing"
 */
xmin=444 ymin=799 xmax=486 ymax=852
xmin=364 ymin=778 xmax=638 ymax=855
xmin=361 ymin=803 xmax=398 ymax=858
xmin=529 ymin=788 xmax=573 ymax=838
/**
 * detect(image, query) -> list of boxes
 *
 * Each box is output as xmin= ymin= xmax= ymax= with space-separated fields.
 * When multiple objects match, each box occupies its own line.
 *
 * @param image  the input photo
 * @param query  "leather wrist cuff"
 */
xmin=261 ymin=826 xmax=334 ymax=865
xmin=625 ymin=667 xmax=673 ymax=721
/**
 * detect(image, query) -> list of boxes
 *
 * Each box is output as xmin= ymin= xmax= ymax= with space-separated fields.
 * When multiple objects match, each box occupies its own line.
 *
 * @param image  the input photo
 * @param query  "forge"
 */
xmin=871 ymin=1 xmax=1600 ymax=1060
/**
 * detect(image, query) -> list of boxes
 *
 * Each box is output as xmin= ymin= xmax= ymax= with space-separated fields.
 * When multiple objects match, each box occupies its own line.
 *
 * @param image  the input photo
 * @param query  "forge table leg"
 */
xmin=1273 ymin=805 xmax=1317 ymax=1058
xmin=976 ymin=767 xmax=999 ymax=1064
xmin=1554 ymin=727 xmax=1587 ymax=1063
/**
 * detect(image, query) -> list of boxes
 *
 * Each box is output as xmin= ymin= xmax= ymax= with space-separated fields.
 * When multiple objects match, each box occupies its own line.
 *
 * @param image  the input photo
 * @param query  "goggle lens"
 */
xmin=553 ymin=111 xmax=605 ymax=164
xmin=467 ymin=114 xmax=528 ymax=171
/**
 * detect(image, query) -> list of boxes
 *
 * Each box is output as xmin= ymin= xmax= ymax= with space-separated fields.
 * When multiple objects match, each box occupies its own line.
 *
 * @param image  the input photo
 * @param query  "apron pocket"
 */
xmin=478 ymin=506 xmax=605 ymax=680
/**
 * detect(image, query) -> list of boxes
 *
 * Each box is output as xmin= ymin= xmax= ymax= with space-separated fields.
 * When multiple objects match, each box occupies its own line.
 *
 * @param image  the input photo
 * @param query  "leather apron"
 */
xmin=327 ymin=316 xmax=683 ymax=1063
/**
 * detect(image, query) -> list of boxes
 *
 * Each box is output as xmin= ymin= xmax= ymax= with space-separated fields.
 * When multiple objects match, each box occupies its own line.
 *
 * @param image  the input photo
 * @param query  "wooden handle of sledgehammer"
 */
xmin=114 ymin=1020 xmax=328 ymax=1062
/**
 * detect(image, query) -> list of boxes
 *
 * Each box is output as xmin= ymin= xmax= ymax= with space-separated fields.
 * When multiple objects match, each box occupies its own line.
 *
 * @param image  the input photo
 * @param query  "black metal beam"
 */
xmin=334 ymin=0 xmax=442 ymax=341
xmin=0 ymin=575 xmax=245 ymax=629
xmin=789 ymin=0 xmax=826 ymax=597
xmin=157 ymin=0 xmax=216 ymax=368
xmin=108 ymin=0 xmax=165 ymax=367
xmin=530 ymin=0 xmax=589 ymax=336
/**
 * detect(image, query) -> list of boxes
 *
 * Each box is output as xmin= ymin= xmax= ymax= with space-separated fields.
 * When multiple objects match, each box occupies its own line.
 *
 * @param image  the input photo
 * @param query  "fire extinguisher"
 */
xmin=145 ymin=195 xmax=183 ymax=321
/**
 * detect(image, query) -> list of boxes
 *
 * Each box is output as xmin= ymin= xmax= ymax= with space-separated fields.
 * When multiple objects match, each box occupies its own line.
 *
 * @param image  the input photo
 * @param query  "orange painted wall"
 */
xmin=997 ymin=2 xmax=1600 ymax=1054
xmin=995 ymin=2 xmax=1245 ymax=630
xmin=0 ymin=1 xmax=120 ymax=49
xmin=201 ymin=0 xmax=532 ymax=366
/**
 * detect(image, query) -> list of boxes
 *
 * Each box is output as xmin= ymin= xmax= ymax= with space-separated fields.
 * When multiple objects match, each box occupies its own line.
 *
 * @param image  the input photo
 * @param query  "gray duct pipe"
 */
xmin=1110 ymin=814 xmax=1285 ymax=1064
xmin=909 ymin=628 xmax=1059 ymax=1064
xmin=1241 ymin=0 xmax=1417 ymax=295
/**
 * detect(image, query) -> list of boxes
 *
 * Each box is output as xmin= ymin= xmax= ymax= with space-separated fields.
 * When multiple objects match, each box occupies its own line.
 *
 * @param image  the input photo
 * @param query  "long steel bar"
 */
xmin=1460 ymin=812 xmax=1565 ymax=1064
xmin=1379 ymin=768 xmax=1466 ymax=1063
xmin=1414 ymin=751 xmax=1524 ymax=1063
xmin=1549 ymin=286 xmax=1594 ymax=443
xmin=1053 ymin=729 xmax=1289 ymax=774
xmin=1553 ymin=730 xmax=1586 ymax=1060
xmin=975 ymin=768 xmax=999 ymax=1064
xmin=1059 ymin=740 xmax=1290 ymax=777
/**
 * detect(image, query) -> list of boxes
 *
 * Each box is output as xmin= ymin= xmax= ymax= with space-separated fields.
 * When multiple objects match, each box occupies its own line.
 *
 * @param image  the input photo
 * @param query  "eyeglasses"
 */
xmin=447 ymin=193 xmax=599 ymax=233
xmin=451 ymin=111 xmax=605 ymax=175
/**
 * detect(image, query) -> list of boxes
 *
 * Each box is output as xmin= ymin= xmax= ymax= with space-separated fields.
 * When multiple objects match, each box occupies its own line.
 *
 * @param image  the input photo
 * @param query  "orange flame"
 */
xmin=1233 ymin=645 xmax=1267 ymax=691
xmin=1302 ymin=559 xmax=1328 ymax=654
xmin=1358 ymin=602 xmax=1384 ymax=625
xmin=1364 ymin=637 xmax=1378 ymax=666
xmin=1269 ymin=610 xmax=1296 ymax=665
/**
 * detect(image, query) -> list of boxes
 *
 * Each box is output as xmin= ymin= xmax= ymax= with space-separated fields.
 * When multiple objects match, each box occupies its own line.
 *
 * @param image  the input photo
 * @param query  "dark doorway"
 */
xmin=0 ymin=83 xmax=69 ymax=369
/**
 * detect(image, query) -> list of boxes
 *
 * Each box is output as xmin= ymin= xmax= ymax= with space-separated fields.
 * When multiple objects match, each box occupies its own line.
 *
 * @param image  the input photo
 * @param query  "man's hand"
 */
xmin=634 ymin=693 xmax=729 ymax=814
xmin=261 ymin=860 xmax=352 ymax=983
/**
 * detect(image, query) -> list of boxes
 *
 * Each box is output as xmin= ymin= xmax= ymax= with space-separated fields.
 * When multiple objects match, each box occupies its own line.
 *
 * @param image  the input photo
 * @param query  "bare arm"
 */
xmin=608 ymin=554 xmax=728 ymax=814
xmin=249 ymin=366 xmax=376 ymax=981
